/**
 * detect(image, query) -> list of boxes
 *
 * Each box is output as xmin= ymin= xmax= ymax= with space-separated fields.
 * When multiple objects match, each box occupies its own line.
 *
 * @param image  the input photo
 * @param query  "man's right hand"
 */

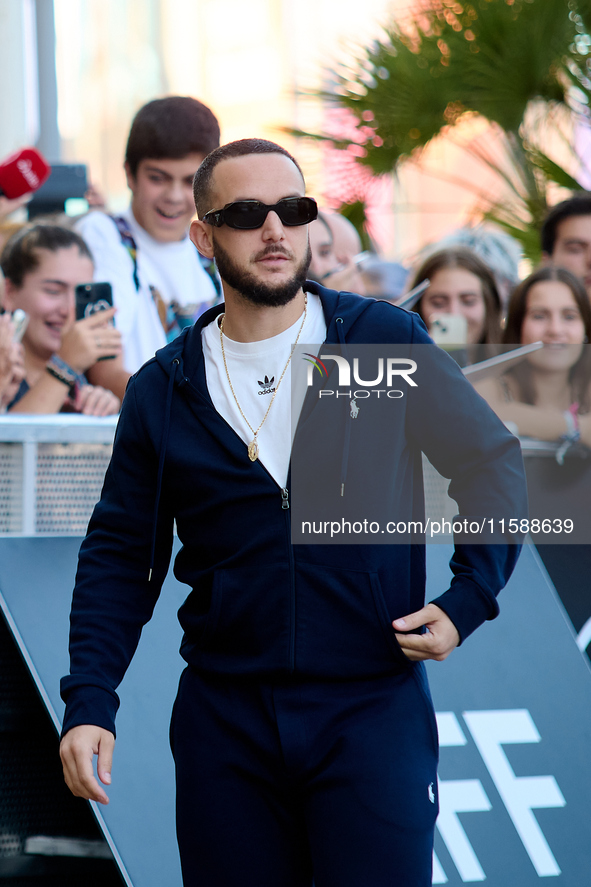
xmin=59 ymin=724 xmax=115 ymax=805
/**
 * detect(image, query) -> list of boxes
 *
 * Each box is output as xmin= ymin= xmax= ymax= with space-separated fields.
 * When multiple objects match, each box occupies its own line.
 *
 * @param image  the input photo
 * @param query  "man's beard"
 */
xmin=212 ymin=236 xmax=312 ymax=307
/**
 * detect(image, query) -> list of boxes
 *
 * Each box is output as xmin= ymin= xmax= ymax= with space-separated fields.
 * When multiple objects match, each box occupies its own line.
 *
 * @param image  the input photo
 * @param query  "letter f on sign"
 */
xmin=464 ymin=709 xmax=565 ymax=877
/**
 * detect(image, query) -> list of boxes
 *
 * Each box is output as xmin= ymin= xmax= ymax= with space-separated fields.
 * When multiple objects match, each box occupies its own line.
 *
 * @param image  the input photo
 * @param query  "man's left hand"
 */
xmin=393 ymin=604 xmax=460 ymax=662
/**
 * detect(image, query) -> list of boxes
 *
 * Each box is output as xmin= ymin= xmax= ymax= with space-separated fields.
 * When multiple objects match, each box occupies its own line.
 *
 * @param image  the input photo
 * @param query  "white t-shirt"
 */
xmin=202 ymin=293 xmax=326 ymax=487
xmin=75 ymin=207 xmax=218 ymax=374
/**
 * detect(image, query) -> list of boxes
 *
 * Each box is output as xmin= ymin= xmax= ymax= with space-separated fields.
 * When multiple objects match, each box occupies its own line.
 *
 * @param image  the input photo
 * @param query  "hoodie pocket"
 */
xmin=369 ymin=572 xmax=413 ymax=667
xmin=294 ymin=562 xmax=411 ymax=677
xmin=186 ymin=563 xmax=292 ymax=672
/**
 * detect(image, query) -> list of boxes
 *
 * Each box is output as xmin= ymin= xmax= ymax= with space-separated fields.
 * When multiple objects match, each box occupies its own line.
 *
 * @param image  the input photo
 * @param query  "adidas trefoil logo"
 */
xmin=257 ymin=375 xmax=276 ymax=396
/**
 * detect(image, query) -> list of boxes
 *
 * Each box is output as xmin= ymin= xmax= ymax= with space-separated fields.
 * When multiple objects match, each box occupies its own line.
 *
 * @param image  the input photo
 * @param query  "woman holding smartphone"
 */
xmin=0 ymin=225 xmax=121 ymax=415
xmin=409 ymin=247 xmax=502 ymax=345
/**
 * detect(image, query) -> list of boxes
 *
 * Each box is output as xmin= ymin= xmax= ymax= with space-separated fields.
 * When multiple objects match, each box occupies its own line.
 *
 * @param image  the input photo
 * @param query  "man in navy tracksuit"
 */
xmin=60 ymin=139 xmax=527 ymax=886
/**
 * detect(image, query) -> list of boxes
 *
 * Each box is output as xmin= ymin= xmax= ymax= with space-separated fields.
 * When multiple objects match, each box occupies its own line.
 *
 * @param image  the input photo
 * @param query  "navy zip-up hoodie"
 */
xmin=61 ymin=283 xmax=527 ymax=737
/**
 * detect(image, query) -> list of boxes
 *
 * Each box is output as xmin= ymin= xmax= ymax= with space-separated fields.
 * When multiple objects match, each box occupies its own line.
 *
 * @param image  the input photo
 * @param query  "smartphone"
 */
xmin=430 ymin=313 xmax=468 ymax=348
xmin=11 ymin=309 xmax=29 ymax=343
xmin=75 ymin=282 xmax=113 ymax=320
xmin=75 ymin=282 xmax=115 ymax=360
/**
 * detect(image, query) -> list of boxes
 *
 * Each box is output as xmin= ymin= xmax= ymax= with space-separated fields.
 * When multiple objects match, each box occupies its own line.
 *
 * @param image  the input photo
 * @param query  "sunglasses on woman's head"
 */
xmin=202 ymin=197 xmax=318 ymax=230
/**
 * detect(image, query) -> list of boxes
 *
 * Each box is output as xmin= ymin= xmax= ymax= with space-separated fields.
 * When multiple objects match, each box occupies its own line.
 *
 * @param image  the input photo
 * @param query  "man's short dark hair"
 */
xmin=541 ymin=192 xmax=591 ymax=255
xmin=193 ymin=139 xmax=304 ymax=218
xmin=125 ymin=96 xmax=220 ymax=177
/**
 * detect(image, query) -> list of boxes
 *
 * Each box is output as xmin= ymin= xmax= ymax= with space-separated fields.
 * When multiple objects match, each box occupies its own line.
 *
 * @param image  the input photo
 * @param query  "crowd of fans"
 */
xmin=1 ymin=91 xmax=591 ymax=459
xmin=0 ymin=95 xmax=221 ymax=410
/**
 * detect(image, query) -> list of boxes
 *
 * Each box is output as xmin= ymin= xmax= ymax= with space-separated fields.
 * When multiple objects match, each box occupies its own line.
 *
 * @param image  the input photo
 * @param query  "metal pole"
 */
xmin=34 ymin=0 xmax=61 ymax=161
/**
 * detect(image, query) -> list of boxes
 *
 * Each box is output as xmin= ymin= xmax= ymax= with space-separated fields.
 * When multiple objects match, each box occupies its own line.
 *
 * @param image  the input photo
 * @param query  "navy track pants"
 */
xmin=170 ymin=665 xmax=439 ymax=887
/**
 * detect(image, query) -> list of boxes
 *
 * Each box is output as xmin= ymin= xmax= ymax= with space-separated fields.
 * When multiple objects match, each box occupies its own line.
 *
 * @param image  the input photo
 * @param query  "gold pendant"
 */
xmin=248 ymin=438 xmax=259 ymax=462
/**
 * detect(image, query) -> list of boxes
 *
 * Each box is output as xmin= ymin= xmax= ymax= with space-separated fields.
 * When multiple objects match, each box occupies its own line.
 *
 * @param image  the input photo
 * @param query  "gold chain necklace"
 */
xmin=219 ymin=293 xmax=308 ymax=462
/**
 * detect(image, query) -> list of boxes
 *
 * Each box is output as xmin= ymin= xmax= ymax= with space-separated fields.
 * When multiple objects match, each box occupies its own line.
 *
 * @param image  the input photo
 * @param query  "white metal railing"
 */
xmin=0 ymin=414 xmax=581 ymax=537
xmin=0 ymin=415 xmax=117 ymax=536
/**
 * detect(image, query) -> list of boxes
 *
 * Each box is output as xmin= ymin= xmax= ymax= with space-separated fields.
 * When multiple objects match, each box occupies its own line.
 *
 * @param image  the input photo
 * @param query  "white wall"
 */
xmin=0 ymin=0 xmax=39 ymax=159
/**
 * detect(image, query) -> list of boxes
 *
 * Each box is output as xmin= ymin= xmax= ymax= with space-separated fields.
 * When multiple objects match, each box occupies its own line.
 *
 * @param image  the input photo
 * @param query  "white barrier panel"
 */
xmin=0 ymin=415 xmax=116 ymax=535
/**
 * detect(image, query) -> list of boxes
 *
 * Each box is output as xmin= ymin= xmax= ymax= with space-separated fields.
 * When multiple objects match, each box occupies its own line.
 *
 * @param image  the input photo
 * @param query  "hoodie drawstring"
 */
xmin=335 ymin=317 xmax=352 ymax=498
xmin=148 ymin=358 xmax=179 ymax=581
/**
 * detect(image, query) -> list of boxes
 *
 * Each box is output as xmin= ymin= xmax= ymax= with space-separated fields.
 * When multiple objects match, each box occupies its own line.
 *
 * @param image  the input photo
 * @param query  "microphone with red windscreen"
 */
xmin=0 ymin=148 xmax=51 ymax=199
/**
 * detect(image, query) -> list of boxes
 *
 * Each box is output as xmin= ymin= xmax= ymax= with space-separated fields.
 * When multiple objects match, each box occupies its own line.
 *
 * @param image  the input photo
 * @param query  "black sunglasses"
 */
xmin=202 ymin=197 xmax=318 ymax=229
